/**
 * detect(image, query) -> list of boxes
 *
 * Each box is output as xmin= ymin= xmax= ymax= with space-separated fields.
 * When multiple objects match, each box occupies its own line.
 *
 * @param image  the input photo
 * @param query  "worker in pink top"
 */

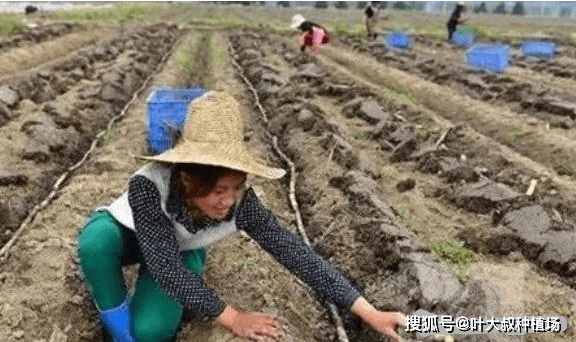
xmin=291 ymin=14 xmax=330 ymax=54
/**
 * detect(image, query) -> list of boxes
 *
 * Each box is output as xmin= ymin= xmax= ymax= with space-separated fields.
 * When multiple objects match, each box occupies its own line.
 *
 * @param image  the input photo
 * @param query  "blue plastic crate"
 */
xmin=385 ymin=32 xmax=411 ymax=50
xmin=521 ymin=41 xmax=556 ymax=58
xmin=146 ymin=87 xmax=205 ymax=155
xmin=452 ymin=31 xmax=475 ymax=46
xmin=465 ymin=44 xmax=510 ymax=73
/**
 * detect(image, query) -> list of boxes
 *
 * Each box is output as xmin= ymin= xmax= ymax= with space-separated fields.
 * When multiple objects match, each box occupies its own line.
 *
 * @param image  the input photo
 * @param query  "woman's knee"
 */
xmin=133 ymin=312 xmax=180 ymax=342
xmin=77 ymin=213 xmax=123 ymax=263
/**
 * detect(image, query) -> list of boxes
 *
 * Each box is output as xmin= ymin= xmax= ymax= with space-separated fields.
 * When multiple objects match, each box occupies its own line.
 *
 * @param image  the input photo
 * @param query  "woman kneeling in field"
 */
xmin=76 ymin=91 xmax=405 ymax=342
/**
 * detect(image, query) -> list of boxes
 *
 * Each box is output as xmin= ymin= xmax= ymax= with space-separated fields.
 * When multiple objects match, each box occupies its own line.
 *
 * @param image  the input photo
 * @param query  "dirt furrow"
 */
xmin=413 ymin=34 xmax=576 ymax=83
xmin=341 ymin=35 xmax=576 ymax=132
xmin=0 ymin=22 xmax=82 ymax=54
xmin=0 ymin=25 xmax=210 ymax=341
xmin=0 ymin=23 xmax=182 ymax=249
xmin=320 ymin=41 xmax=576 ymax=182
xmin=230 ymin=31 xmax=575 ymax=342
xmin=235 ymin=31 xmax=576 ymax=341
xmin=307 ymin=38 xmax=576 ymax=294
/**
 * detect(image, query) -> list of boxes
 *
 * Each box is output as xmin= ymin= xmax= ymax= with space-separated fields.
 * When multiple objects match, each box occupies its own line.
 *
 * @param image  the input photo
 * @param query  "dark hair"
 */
xmin=173 ymin=163 xmax=246 ymax=198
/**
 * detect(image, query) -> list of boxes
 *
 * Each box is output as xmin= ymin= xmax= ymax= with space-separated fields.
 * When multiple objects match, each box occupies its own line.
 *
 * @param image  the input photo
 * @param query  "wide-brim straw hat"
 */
xmin=291 ymin=14 xmax=305 ymax=30
xmin=138 ymin=91 xmax=286 ymax=180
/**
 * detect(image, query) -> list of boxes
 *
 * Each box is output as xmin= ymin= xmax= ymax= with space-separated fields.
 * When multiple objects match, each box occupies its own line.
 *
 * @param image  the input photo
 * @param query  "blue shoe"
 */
xmin=99 ymin=297 xmax=138 ymax=342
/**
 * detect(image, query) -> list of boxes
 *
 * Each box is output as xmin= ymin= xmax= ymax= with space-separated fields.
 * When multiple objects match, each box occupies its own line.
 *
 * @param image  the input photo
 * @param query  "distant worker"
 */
xmin=447 ymin=1 xmax=468 ymax=42
xmin=291 ymin=14 xmax=330 ymax=54
xmin=363 ymin=2 xmax=389 ymax=40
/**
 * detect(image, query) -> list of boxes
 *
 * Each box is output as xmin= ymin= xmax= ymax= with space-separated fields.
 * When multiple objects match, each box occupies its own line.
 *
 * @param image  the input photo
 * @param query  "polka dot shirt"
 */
xmin=128 ymin=174 xmax=361 ymax=319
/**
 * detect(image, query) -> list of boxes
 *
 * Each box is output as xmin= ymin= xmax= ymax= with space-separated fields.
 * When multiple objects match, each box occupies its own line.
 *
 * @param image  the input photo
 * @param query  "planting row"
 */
xmin=0 ymin=23 xmax=182 ymax=248
xmin=231 ymin=31 xmax=518 ymax=342
xmin=0 ymin=22 xmax=81 ymax=52
xmin=344 ymin=35 xmax=576 ymax=130
xmin=239 ymin=30 xmax=576 ymax=325
xmin=414 ymin=33 xmax=576 ymax=80
xmin=326 ymin=36 xmax=576 ymax=291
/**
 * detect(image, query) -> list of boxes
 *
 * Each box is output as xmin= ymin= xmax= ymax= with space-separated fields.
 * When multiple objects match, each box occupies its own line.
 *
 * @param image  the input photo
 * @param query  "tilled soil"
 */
xmin=0 ymin=22 xmax=181 ymax=247
xmin=228 ymin=31 xmax=576 ymax=342
xmin=322 ymin=34 xmax=576 ymax=288
xmin=0 ymin=22 xmax=82 ymax=52
xmin=1 ymin=18 xmax=576 ymax=342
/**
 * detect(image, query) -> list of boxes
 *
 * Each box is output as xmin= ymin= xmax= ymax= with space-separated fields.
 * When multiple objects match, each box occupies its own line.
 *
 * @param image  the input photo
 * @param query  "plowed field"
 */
xmin=1 ymin=4 xmax=576 ymax=342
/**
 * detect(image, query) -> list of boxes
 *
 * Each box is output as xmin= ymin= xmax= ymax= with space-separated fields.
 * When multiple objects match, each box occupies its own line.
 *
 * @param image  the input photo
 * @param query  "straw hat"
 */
xmin=291 ymin=14 xmax=305 ymax=30
xmin=138 ymin=92 xmax=286 ymax=179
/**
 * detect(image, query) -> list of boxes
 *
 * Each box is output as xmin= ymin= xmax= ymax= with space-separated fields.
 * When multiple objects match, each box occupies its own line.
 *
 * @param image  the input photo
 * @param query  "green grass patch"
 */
xmin=393 ymin=202 xmax=410 ymax=220
xmin=328 ymin=21 xmax=364 ymax=39
xmin=50 ymin=2 xmax=167 ymax=23
xmin=419 ymin=122 xmax=440 ymax=143
xmin=469 ymin=25 xmax=492 ymax=40
xmin=172 ymin=33 xmax=200 ymax=76
xmin=195 ymin=33 xmax=213 ymax=83
xmin=412 ymin=23 xmax=446 ymax=40
xmin=102 ymin=127 xmax=118 ymax=145
xmin=384 ymin=87 xmax=417 ymax=104
xmin=0 ymin=13 xmax=24 ymax=35
xmin=353 ymin=132 xmax=368 ymax=140
xmin=186 ymin=6 xmax=244 ymax=30
xmin=239 ymin=256 xmax=262 ymax=270
xmin=507 ymin=126 xmax=525 ymax=141
xmin=430 ymin=240 xmax=475 ymax=282
xmin=552 ymin=155 xmax=576 ymax=178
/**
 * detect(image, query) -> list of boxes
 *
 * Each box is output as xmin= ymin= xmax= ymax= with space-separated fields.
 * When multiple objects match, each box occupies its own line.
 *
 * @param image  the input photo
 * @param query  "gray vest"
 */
xmin=101 ymin=163 xmax=238 ymax=251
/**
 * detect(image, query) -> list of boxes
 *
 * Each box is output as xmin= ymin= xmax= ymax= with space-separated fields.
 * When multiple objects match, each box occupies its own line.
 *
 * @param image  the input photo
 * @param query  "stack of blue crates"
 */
xmin=465 ymin=44 xmax=510 ymax=73
xmin=452 ymin=31 xmax=475 ymax=46
xmin=146 ymin=87 xmax=205 ymax=155
xmin=385 ymin=32 xmax=411 ymax=50
xmin=521 ymin=41 xmax=556 ymax=59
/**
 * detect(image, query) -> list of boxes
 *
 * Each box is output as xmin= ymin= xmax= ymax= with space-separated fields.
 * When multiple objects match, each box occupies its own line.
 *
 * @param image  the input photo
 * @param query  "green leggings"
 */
xmin=77 ymin=211 xmax=206 ymax=342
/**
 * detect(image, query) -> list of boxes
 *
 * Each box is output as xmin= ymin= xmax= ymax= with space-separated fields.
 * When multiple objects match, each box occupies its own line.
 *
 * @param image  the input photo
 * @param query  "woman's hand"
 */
xmin=363 ymin=311 xmax=407 ymax=342
xmin=351 ymin=297 xmax=407 ymax=342
xmin=217 ymin=306 xmax=284 ymax=341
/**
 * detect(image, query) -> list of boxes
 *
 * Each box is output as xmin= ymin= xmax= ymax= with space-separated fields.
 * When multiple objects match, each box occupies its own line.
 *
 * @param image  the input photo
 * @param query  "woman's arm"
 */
xmin=236 ymin=189 xmax=361 ymax=311
xmin=128 ymin=175 xmax=227 ymax=318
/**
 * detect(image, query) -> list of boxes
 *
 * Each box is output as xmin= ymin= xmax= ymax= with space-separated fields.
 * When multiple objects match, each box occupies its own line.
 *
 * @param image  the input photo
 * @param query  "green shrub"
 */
xmin=0 ymin=14 xmax=24 ymax=35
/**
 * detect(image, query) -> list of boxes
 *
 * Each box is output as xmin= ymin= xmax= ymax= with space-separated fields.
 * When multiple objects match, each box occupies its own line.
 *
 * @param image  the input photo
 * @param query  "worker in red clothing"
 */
xmin=291 ymin=14 xmax=330 ymax=54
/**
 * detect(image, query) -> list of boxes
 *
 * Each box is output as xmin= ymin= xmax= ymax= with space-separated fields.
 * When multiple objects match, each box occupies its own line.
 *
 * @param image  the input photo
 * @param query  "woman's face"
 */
xmin=188 ymin=171 xmax=247 ymax=219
